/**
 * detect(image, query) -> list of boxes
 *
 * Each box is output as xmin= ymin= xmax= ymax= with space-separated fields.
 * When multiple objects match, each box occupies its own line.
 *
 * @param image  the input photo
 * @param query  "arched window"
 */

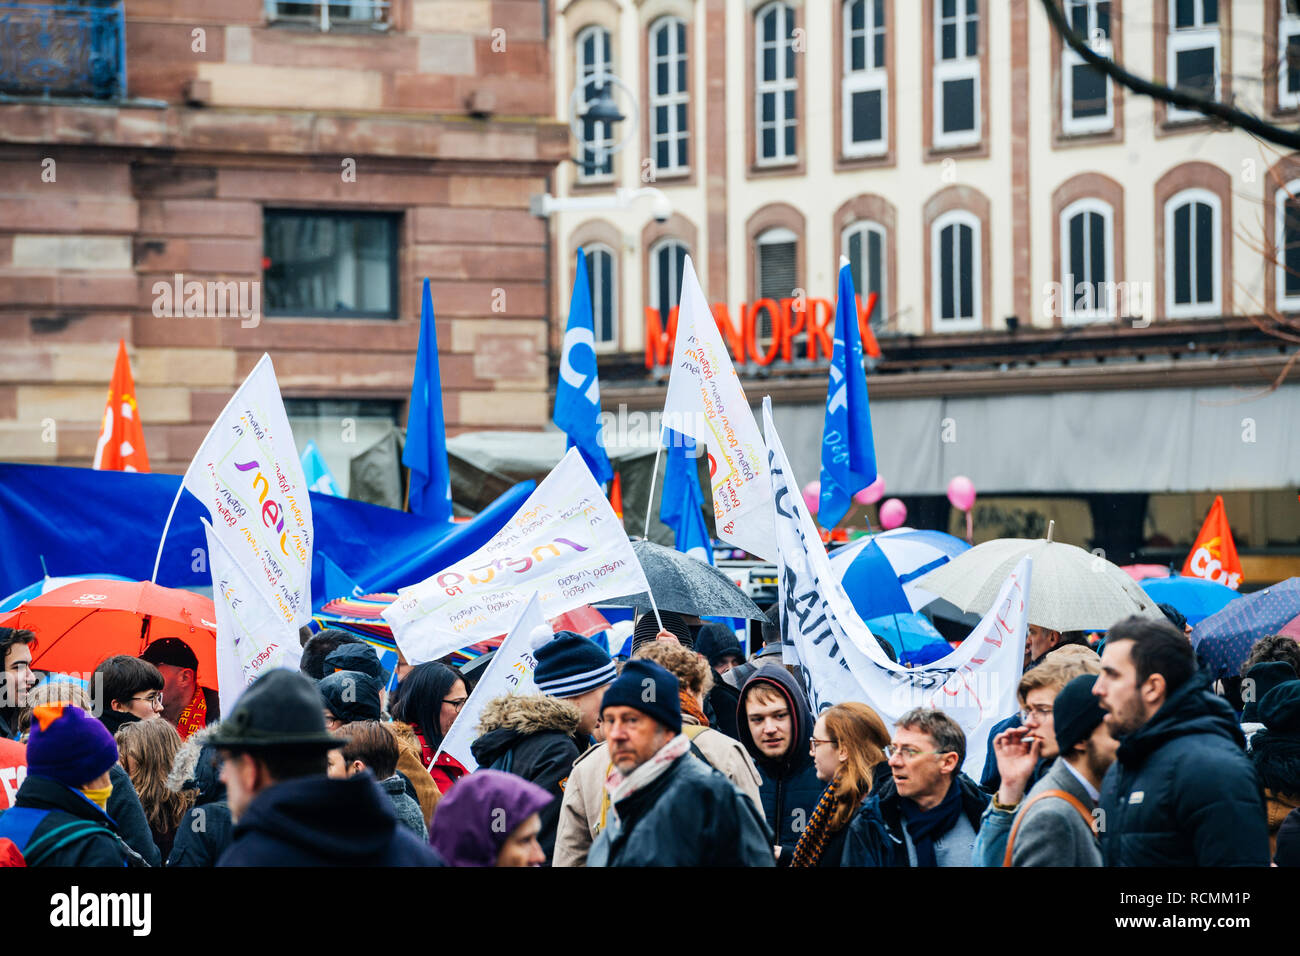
xmin=649 ymin=17 xmax=689 ymax=176
xmin=1060 ymin=197 xmax=1114 ymax=323
xmin=930 ymin=210 xmax=981 ymax=330
xmin=576 ymin=26 xmax=614 ymax=182
xmin=841 ymin=220 xmax=887 ymax=323
xmin=649 ymin=238 xmax=690 ymax=317
xmin=842 ymin=0 xmax=887 ymax=157
xmin=585 ymin=244 xmax=618 ymax=346
xmin=1275 ymin=179 xmax=1300 ymax=312
xmin=755 ymin=3 xmax=798 ymax=165
xmin=1164 ymin=188 xmax=1220 ymax=318
xmin=756 ymin=226 xmax=798 ymax=342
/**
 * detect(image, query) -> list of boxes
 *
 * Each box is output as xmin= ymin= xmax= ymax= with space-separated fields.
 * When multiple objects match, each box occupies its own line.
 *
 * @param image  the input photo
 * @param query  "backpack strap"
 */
xmin=1002 ymin=788 xmax=1095 ymax=867
xmin=22 ymin=819 xmax=115 ymax=868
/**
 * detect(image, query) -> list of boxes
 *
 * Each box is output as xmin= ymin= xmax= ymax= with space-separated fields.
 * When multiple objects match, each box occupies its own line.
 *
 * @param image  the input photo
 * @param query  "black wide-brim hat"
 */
xmin=206 ymin=669 xmax=340 ymax=751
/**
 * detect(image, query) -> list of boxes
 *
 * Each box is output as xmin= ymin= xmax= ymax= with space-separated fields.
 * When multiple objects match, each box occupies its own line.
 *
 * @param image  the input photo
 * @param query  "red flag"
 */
xmin=92 ymin=340 xmax=150 ymax=472
xmin=609 ymin=471 xmax=623 ymax=519
xmin=1181 ymin=495 xmax=1242 ymax=589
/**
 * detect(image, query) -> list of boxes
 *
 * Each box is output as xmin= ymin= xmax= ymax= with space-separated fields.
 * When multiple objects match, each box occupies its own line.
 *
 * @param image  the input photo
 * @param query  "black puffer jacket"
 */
xmin=587 ymin=751 xmax=775 ymax=867
xmin=0 ymin=774 xmax=133 ymax=866
xmin=736 ymin=666 xmax=823 ymax=860
xmin=167 ymin=734 xmax=232 ymax=867
xmin=217 ymin=774 xmax=444 ymax=867
xmin=1099 ymin=673 xmax=1270 ymax=867
xmin=840 ymin=771 xmax=987 ymax=867
xmin=470 ymin=694 xmax=582 ymax=863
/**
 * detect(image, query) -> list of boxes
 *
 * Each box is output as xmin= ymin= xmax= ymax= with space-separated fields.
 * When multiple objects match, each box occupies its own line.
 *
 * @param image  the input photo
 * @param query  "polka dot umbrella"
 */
xmin=1190 ymin=577 xmax=1300 ymax=679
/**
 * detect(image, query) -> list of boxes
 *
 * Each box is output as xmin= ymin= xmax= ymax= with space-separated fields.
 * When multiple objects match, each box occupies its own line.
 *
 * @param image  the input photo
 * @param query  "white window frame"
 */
xmin=1164 ymin=187 xmax=1221 ymax=319
xmin=1275 ymin=179 xmax=1300 ymax=312
xmin=933 ymin=0 xmax=980 ymax=149
xmin=266 ymin=0 xmax=390 ymax=31
xmin=1059 ymin=197 xmax=1114 ymax=325
xmin=1167 ymin=0 xmax=1220 ymax=124
xmin=1280 ymin=2 xmax=1300 ymax=110
xmin=842 ymin=0 xmax=888 ymax=158
xmin=649 ymin=16 xmax=690 ymax=177
xmin=649 ymin=238 xmax=690 ymax=318
xmin=841 ymin=220 xmax=888 ymax=324
xmin=930 ymin=210 xmax=981 ymax=332
xmin=1061 ymin=0 xmax=1113 ymax=135
xmin=586 ymin=243 xmax=619 ymax=352
xmin=576 ymin=25 xmax=615 ymax=184
xmin=755 ymin=2 xmax=799 ymax=167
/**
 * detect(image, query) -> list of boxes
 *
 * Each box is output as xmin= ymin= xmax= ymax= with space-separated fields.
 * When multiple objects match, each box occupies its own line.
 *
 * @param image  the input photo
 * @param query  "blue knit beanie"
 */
xmin=26 ymin=705 xmax=119 ymax=788
xmin=534 ymin=632 xmax=617 ymax=698
xmin=600 ymin=659 xmax=681 ymax=734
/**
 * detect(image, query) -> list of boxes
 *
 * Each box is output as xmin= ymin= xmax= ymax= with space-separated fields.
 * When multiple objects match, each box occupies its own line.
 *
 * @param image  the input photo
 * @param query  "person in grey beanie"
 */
xmin=586 ymin=659 xmax=774 ymax=867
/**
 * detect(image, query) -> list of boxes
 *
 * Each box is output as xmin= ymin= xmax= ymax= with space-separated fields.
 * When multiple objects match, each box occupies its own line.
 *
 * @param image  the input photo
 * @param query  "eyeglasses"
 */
xmin=885 ymin=744 xmax=950 ymax=761
xmin=809 ymin=736 xmax=838 ymax=750
xmin=132 ymin=692 xmax=164 ymax=708
xmin=1018 ymin=705 xmax=1054 ymax=722
xmin=442 ymin=697 xmax=469 ymax=712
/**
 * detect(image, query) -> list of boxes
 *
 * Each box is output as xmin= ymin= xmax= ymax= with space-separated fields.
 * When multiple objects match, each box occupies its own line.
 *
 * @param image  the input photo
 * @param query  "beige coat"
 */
xmin=552 ymin=715 xmax=763 ymax=867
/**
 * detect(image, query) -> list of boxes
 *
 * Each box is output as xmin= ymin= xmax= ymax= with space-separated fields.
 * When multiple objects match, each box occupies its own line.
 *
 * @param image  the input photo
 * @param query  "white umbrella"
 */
xmin=912 ymin=521 xmax=1163 ymax=633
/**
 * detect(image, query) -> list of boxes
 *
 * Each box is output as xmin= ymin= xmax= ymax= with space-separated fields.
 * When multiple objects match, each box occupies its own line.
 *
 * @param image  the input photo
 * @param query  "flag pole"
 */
xmin=642 ymin=441 xmax=663 ymax=540
xmin=150 ymin=483 xmax=184 ymax=584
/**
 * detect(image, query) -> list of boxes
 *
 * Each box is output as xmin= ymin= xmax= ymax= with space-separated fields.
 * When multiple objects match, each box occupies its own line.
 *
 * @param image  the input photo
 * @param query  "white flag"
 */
xmin=764 ymin=398 xmax=1027 ymax=781
xmin=203 ymin=519 xmax=303 ymax=716
xmin=436 ymin=593 xmax=551 ymax=772
xmin=182 ymin=354 xmax=313 ymax=628
xmin=383 ymin=447 xmax=650 ymax=664
xmin=662 ymin=255 xmax=776 ymax=562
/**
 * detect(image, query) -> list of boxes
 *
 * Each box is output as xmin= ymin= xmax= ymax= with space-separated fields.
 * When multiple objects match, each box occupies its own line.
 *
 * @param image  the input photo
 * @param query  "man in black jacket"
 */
xmin=587 ymin=660 xmax=774 ymax=867
xmin=213 ymin=669 xmax=443 ymax=867
xmin=1094 ymin=616 xmax=1269 ymax=867
xmin=0 ymin=627 xmax=37 ymax=740
xmin=737 ymin=666 xmax=823 ymax=862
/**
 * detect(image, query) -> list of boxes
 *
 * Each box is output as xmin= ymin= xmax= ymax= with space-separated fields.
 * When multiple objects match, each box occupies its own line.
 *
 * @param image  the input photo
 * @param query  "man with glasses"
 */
xmin=841 ymin=708 xmax=986 ymax=867
xmin=93 ymin=655 xmax=167 ymax=734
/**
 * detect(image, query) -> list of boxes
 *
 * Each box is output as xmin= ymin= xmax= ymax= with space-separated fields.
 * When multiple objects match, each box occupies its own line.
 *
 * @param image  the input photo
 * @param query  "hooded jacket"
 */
xmin=1248 ymin=680 xmax=1300 ymax=856
xmin=1099 ymin=673 xmax=1270 ymax=867
xmin=217 ymin=773 xmax=445 ymax=867
xmin=166 ymin=727 xmax=232 ymax=867
xmin=587 ymin=749 xmax=776 ymax=867
xmin=840 ymin=771 xmax=987 ymax=867
xmin=737 ymin=666 xmax=823 ymax=860
xmin=469 ymin=694 xmax=582 ymax=863
xmin=0 ymin=774 xmax=132 ymax=867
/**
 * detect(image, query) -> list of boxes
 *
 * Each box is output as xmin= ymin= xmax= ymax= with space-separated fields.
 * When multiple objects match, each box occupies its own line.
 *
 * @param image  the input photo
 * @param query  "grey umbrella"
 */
xmin=593 ymin=540 xmax=767 ymax=621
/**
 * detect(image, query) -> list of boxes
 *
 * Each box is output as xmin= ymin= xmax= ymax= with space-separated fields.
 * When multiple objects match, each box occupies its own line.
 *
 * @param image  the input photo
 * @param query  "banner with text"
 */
xmin=764 ymin=398 xmax=1027 ymax=780
xmin=383 ymin=447 xmax=650 ymax=664
xmin=183 ymin=354 xmax=313 ymax=628
xmin=204 ymin=518 xmax=303 ymax=715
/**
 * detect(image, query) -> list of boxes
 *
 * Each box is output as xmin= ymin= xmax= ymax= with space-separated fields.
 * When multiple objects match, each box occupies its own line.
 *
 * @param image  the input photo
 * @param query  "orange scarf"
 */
xmin=175 ymin=686 xmax=208 ymax=741
xmin=680 ymin=690 xmax=709 ymax=727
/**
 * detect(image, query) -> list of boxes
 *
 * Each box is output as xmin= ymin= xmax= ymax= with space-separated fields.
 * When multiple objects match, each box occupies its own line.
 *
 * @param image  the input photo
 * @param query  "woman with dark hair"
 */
xmin=790 ymin=701 xmax=890 ymax=868
xmin=390 ymin=661 xmax=470 ymax=794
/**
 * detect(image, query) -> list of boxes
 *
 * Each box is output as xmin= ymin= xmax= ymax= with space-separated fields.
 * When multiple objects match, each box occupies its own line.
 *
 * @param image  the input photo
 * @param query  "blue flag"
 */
xmin=660 ymin=428 xmax=713 ymax=565
xmin=819 ymin=260 xmax=877 ymax=529
xmin=554 ymin=248 xmax=613 ymax=484
xmin=300 ymin=439 xmax=340 ymax=497
xmin=402 ymin=278 xmax=454 ymax=522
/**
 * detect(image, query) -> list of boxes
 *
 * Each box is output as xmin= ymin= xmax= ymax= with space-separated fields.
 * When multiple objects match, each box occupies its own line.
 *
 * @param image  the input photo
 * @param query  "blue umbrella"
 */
xmin=865 ymin=612 xmax=954 ymax=667
xmin=832 ymin=528 xmax=970 ymax=622
xmin=1140 ymin=575 xmax=1239 ymax=626
xmin=1191 ymin=577 xmax=1300 ymax=678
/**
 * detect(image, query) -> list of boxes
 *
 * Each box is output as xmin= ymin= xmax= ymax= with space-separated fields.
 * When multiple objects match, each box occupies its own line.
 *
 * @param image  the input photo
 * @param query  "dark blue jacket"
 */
xmin=840 ymin=772 xmax=987 ymax=867
xmin=0 ymin=774 xmax=132 ymax=867
xmin=1099 ymin=674 xmax=1270 ymax=867
xmin=217 ymin=774 xmax=445 ymax=867
xmin=737 ymin=666 xmax=823 ymax=860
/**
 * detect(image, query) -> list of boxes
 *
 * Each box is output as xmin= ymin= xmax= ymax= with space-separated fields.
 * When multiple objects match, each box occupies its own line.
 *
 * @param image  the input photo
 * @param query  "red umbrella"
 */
xmin=0 ymin=579 xmax=218 ymax=686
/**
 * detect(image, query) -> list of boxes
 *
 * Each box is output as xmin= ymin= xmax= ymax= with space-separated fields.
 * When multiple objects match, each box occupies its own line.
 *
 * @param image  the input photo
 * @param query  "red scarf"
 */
xmin=175 ymin=686 xmax=208 ymax=741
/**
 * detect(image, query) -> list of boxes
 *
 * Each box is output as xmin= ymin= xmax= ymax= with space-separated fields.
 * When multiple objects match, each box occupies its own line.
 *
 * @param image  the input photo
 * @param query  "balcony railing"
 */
xmin=0 ymin=1 xmax=126 ymax=100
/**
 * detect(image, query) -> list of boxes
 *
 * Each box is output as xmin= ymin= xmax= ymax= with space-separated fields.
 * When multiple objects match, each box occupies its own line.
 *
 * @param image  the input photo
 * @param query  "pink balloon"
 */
xmin=878 ymin=498 xmax=907 ymax=530
xmin=947 ymin=475 xmax=976 ymax=512
xmin=802 ymin=481 xmax=820 ymax=514
xmin=855 ymin=475 xmax=886 ymax=506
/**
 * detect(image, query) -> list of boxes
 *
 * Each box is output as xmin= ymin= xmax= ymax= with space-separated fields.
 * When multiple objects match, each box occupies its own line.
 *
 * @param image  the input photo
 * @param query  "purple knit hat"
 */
xmin=427 ymin=770 xmax=554 ymax=867
xmin=26 ymin=705 xmax=119 ymax=788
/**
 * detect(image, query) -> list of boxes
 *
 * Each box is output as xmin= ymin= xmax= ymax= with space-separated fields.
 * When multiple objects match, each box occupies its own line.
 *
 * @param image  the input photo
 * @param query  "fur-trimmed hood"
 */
xmin=475 ymin=694 xmax=580 ymax=737
xmin=165 ymin=721 xmax=225 ymax=803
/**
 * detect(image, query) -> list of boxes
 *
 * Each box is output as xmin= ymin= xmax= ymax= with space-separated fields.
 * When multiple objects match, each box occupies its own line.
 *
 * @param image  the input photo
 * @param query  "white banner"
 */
xmin=763 ymin=399 xmax=1027 ymax=781
xmin=662 ymin=255 xmax=776 ymax=562
xmin=436 ymin=593 xmax=551 ymax=772
xmin=183 ymin=354 xmax=313 ymax=628
xmin=204 ymin=519 xmax=303 ymax=716
xmin=383 ymin=447 xmax=650 ymax=664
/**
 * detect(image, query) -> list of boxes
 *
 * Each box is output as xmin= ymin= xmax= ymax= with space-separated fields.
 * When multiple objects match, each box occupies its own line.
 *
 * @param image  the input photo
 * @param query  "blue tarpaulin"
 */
xmin=0 ymin=463 xmax=535 ymax=607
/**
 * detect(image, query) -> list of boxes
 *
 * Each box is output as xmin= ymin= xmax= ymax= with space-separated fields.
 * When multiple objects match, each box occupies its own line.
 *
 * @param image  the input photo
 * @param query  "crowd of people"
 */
xmin=1 ymin=600 xmax=1298 ymax=868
